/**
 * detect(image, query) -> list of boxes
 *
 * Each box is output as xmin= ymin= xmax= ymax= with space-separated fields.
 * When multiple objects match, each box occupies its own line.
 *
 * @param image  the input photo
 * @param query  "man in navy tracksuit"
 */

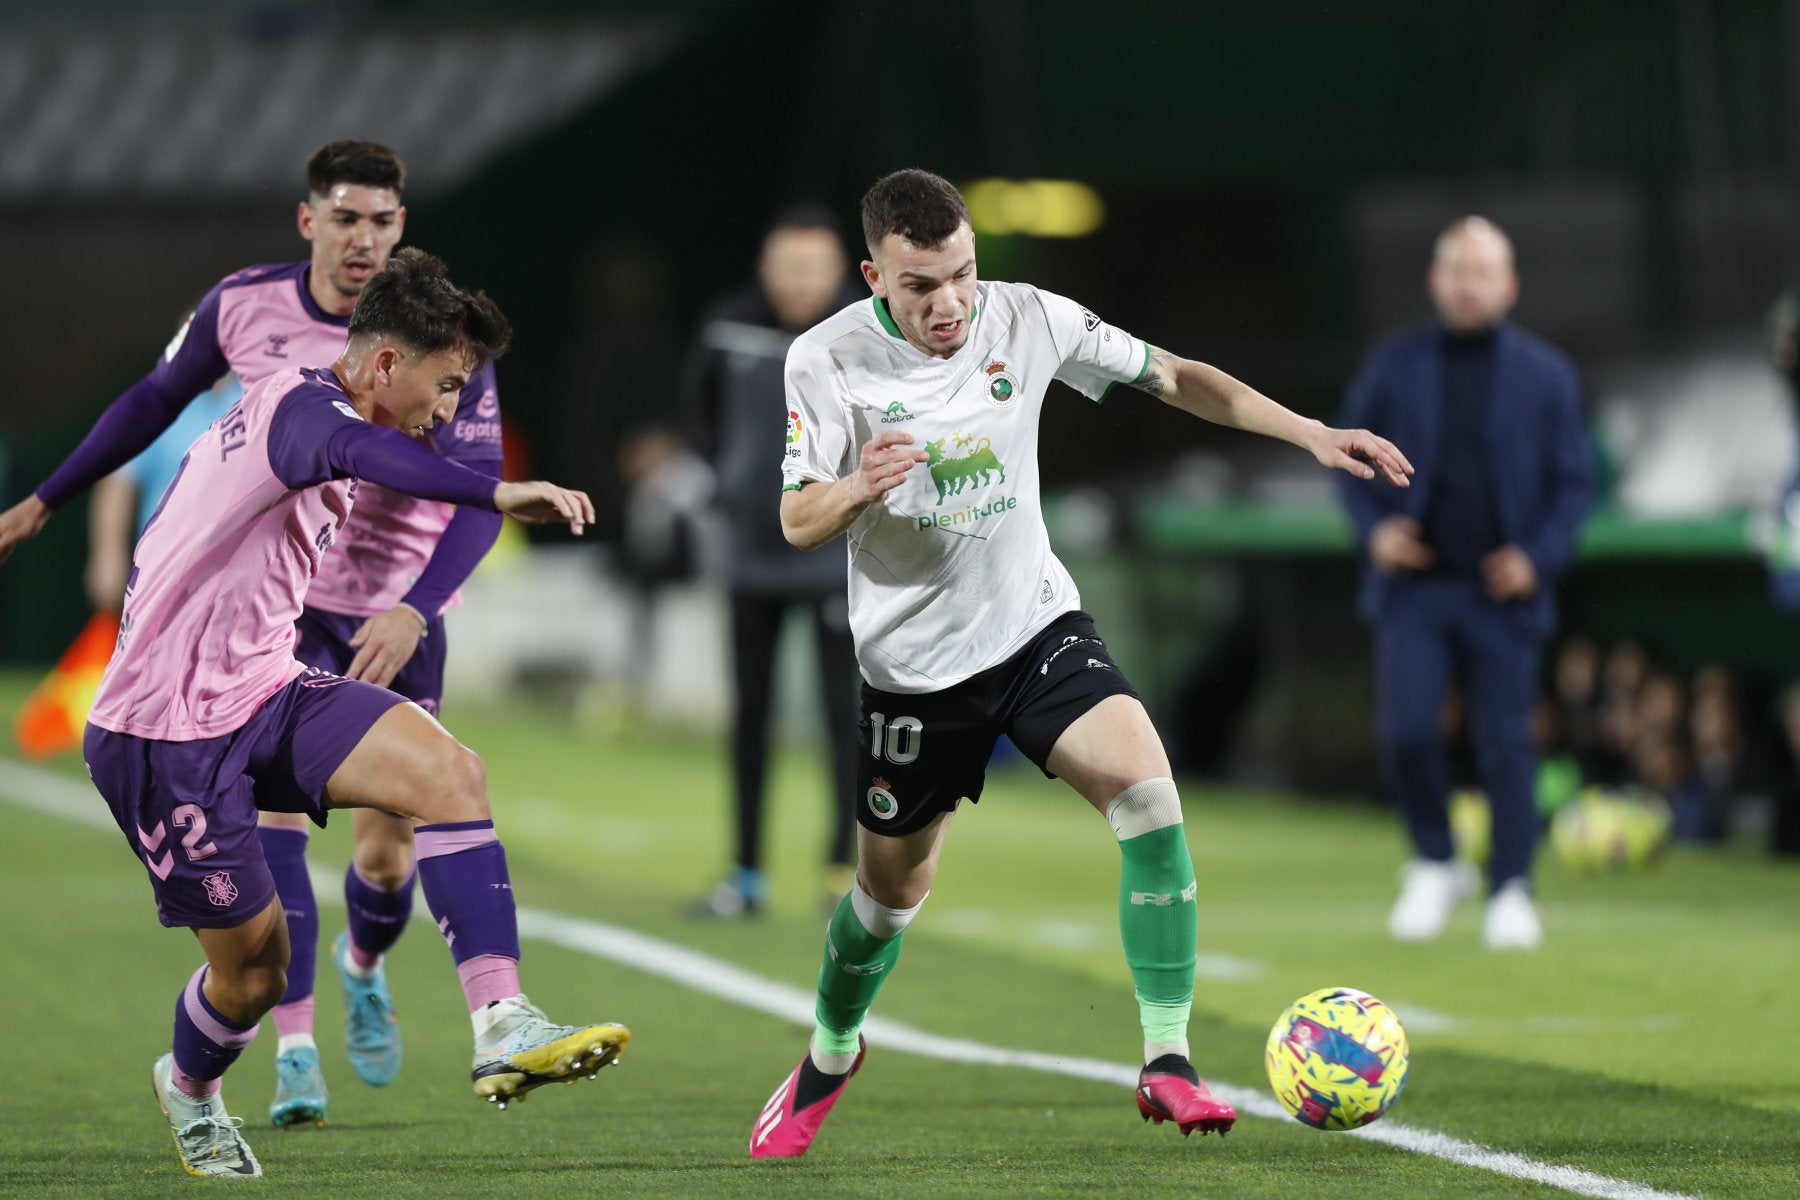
xmin=1336 ymin=217 xmax=1594 ymax=950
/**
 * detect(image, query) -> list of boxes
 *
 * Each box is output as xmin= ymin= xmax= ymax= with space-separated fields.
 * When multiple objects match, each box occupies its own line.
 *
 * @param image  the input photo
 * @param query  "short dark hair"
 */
xmin=307 ymin=139 xmax=406 ymax=198
xmin=767 ymin=202 xmax=845 ymax=243
xmin=349 ymin=247 xmax=510 ymax=366
xmin=860 ymin=169 xmax=970 ymax=255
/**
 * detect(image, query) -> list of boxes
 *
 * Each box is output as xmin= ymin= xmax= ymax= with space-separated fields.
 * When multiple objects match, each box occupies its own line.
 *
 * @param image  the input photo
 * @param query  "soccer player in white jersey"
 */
xmin=0 ymin=251 xmax=628 ymax=1180
xmin=749 ymin=170 xmax=1413 ymax=1157
xmin=13 ymin=140 xmax=506 ymax=1127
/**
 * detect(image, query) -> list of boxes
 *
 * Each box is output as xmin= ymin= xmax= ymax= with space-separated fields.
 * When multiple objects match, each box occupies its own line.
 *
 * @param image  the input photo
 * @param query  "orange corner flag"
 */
xmin=14 ymin=611 xmax=120 ymax=760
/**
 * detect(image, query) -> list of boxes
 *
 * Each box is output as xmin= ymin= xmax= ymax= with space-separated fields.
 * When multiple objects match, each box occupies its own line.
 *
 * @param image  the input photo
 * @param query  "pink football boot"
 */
xmin=749 ymin=1038 xmax=866 ymax=1158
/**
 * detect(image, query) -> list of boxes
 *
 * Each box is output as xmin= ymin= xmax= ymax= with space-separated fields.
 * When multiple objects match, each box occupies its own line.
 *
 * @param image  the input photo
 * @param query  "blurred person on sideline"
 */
xmin=614 ymin=423 xmax=716 ymax=719
xmin=681 ymin=205 xmax=864 ymax=917
xmin=0 ymin=141 xmax=509 ymax=1129
xmin=1336 ymin=216 xmax=1594 ymax=951
xmin=748 ymin=168 xmax=1412 ymax=1158
xmin=0 ymin=250 xmax=626 ymax=1180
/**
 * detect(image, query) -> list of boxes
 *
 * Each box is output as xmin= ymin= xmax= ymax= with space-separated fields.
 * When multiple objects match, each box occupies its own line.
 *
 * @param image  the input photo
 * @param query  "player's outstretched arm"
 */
xmin=780 ymin=429 xmax=929 ymax=550
xmin=493 ymin=480 xmax=595 ymax=535
xmin=1131 ymin=348 xmax=1413 ymax=488
xmin=0 ymin=494 xmax=52 ymax=565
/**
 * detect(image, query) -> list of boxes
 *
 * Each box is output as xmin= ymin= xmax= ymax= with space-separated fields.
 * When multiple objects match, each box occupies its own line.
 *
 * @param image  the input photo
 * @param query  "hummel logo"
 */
xmin=266 ymin=333 xmax=290 ymax=358
xmin=841 ymin=961 xmax=886 ymax=976
xmin=1086 ymin=658 xmax=1112 ymax=670
xmin=1181 ymin=881 xmax=1198 ymax=903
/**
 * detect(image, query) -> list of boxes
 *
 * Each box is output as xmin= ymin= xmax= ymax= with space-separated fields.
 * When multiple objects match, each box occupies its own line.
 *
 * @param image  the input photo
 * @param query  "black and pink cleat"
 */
xmin=1136 ymin=1055 xmax=1237 ymax=1137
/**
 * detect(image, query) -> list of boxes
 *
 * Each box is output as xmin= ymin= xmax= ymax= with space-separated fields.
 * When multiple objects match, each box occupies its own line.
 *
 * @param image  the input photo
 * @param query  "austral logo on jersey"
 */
xmin=880 ymin=401 xmax=915 ymax=424
xmin=983 ymin=361 xmax=1020 ymax=410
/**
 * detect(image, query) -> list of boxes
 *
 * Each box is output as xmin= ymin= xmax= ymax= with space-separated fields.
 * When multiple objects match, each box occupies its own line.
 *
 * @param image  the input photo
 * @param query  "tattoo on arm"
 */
xmin=1130 ymin=346 xmax=1177 ymax=398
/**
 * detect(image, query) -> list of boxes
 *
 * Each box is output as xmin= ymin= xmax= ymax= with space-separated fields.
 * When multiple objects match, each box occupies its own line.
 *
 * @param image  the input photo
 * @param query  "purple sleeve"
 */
xmin=399 ymin=364 xmax=505 ymax=616
xmin=35 ymin=288 xmax=230 ymax=509
xmin=401 ymin=502 xmax=504 ymax=618
xmin=267 ymin=386 xmax=499 ymax=510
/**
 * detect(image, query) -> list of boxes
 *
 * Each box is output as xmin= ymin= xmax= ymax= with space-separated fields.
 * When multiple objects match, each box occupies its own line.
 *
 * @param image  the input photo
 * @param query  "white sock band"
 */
xmin=850 ymin=881 xmax=927 ymax=939
xmin=1106 ymin=777 xmax=1183 ymax=841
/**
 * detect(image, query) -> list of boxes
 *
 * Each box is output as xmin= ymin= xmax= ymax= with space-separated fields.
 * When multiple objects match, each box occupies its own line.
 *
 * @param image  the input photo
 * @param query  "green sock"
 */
xmin=1117 ymin=822 xmax=1197 ymax=1045
xmin=813 ymin=891 xmax=905 ymax=1054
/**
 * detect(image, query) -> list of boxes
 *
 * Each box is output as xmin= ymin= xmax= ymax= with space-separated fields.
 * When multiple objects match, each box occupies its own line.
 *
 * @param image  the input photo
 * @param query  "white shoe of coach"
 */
xmin=1387 ymin=858 xmax=1478 ymax=942
xmin=1482 ymin=878 xmax=1544 ymax=951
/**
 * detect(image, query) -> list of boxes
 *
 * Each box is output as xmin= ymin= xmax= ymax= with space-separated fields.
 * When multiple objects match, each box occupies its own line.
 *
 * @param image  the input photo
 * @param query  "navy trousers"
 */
xmin=1375 ymin=574 xmax=1541 ymax=892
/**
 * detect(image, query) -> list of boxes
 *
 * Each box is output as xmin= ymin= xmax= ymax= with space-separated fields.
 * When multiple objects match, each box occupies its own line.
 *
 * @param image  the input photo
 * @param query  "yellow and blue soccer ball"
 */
xmin=1265 ymin=987 xmax=1409 ymax=1130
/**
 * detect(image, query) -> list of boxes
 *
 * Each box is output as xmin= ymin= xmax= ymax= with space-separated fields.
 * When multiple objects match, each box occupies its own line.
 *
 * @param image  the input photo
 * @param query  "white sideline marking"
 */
xmin=0 ymin=758 xmax=1697 ymax=1200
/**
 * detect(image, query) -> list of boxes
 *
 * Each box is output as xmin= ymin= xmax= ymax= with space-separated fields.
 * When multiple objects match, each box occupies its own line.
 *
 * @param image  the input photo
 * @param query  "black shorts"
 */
xmin=856 ymin=610 xmax=1142 ymax=837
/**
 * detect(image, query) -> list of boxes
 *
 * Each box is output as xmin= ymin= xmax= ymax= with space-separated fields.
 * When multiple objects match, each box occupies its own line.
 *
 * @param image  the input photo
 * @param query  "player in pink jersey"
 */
xmin=10 ymin=140 xmax=512 ymax=1127
xmin=0 ymin=250 xmax=629 ymax=1180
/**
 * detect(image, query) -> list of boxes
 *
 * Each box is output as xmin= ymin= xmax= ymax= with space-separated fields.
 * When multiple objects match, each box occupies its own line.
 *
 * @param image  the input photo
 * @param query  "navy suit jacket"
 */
xmin=1334 ymin=321 xmax=1595 ymax=636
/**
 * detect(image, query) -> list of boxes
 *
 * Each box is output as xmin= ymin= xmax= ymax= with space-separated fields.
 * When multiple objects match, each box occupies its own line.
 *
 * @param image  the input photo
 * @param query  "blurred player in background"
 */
xmin=0 ymin=250 xmax=626 ymax=1180
xmin=1 ymin=139 xmax=509 ymax=1127
xmin=682 ymin=205 xmax=864 ymax=918
xmin=749 ymin=169 xmax=1413 ymax=1157
xmin=1335 ymin=217 xmax=1593 ymax=951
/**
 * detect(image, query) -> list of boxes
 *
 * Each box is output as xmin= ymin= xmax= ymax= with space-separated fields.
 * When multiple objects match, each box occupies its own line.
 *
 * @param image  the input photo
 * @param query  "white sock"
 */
xmin=277 ymin=1033 xmax=317 ymax=1055
xmin=1145 ymin=1038 xmax=1190 ymax=1064
xmin=471 ymin=994 xmax=525 ymax=1038
xmin=808 ymin=1033 xmax=860 ymax=1075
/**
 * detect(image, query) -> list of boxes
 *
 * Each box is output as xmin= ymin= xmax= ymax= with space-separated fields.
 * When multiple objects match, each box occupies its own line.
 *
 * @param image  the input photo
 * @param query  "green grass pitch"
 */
xmin=0 ymin=673 xmax=1795 ymax=1198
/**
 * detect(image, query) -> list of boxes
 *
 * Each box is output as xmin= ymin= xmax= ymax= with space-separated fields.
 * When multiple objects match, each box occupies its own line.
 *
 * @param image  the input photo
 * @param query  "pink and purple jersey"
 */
xmin=38 ymin=260 xmax=504 ymax=620
xmin=306 ymin=370 xmax=503 ymax=617
xmin=89 ymin=367 xmax=500 ymax=742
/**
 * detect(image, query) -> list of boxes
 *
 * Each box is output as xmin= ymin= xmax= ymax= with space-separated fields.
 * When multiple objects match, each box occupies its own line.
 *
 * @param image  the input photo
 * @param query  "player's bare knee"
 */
xmin=354 ymin=840 xmax=415 ymax=889
xmin=427 ymin=744 xmax=489 ymax=822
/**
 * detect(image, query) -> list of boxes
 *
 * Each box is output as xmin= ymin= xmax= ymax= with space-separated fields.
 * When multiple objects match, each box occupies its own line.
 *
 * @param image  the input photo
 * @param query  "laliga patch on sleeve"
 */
xmin=162 ymin=314 xmax=193 ymax=363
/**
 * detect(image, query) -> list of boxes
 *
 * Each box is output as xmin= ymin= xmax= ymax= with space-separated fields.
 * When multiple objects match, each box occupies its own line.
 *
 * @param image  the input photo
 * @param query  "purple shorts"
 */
xmin=84 ymin=668 xmax=406 ymax=929
xmin=296 ymin=605 xmax=447 ymax=716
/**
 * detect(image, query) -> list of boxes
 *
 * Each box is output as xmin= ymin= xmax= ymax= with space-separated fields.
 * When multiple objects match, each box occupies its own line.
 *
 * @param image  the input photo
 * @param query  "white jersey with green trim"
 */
xmin=781 ymin=279 xmax=1149 ymax=693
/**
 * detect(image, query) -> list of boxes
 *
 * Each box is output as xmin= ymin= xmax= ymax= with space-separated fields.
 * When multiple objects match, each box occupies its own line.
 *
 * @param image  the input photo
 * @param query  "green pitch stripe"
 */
xmin=0 ymin=759 xmax=1696 ymax=1200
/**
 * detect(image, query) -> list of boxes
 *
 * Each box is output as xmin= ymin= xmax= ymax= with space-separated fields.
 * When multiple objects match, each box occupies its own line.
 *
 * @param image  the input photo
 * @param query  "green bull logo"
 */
xmin=925 ymin=435 xmax=1006 ymax=505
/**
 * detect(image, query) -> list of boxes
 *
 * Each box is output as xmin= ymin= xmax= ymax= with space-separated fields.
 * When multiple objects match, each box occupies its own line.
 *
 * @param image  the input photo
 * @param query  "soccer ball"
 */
xmin=1265 ymin=987 xmax=1409 ymax=1130
xmin=1549 ymin=787 xmax=1671 ymax=873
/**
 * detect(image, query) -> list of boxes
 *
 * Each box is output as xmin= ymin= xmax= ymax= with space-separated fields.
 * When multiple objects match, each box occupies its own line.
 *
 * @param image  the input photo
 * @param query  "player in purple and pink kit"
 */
xmin=20 ymin=139 xmax=507 ymax=1128
xmin=0 ymin=250 xmax=628 ymax=1180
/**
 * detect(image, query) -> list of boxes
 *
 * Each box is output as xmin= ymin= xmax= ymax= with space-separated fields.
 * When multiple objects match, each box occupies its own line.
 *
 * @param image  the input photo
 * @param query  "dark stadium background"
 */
xmin=5 ymin=0 xmax=1798 ymax=794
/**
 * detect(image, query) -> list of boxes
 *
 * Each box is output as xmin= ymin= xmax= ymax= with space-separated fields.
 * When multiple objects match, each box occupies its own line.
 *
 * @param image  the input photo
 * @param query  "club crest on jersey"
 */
xmin=983 ymin=361 xmax=1020 ymax=410
xmin=867 ymin=777 xmax=899 ymax=820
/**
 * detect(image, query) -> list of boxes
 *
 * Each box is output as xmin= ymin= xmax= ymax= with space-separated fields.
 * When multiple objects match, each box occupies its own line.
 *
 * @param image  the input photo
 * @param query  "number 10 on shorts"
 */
xmin=869 ymin=712 xmax=922 ymax=764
